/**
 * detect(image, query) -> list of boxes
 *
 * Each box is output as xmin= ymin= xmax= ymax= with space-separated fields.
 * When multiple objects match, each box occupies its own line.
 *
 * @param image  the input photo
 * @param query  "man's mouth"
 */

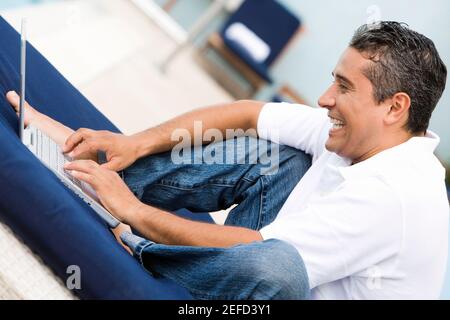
xmin=329 ymin=115 xmax=345 ymax=131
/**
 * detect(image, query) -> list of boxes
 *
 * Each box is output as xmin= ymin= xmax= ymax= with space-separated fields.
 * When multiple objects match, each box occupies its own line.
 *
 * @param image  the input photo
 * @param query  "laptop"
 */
xmin=19 ymin=19 xmax=120 ymax=228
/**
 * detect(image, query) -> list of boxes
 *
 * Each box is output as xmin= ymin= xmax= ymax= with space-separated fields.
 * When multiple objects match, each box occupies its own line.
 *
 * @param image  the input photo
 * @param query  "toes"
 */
xmin=6 ymin=91 xmax=20 ymax=111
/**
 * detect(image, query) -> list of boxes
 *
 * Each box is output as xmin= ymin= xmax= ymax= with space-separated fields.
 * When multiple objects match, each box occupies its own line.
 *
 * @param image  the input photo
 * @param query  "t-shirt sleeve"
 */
xmin=257 ymin=102 xmax=331 ymax=161
xmin=259 ymin=177 xmax=403 ymax=289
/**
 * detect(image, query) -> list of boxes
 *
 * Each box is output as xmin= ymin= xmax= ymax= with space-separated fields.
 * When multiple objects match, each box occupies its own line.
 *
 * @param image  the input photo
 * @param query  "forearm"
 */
xmin=126 ymin=203 xmax=263 ymax=248
xmin=131 ymin=100 xmax=265 ymax=158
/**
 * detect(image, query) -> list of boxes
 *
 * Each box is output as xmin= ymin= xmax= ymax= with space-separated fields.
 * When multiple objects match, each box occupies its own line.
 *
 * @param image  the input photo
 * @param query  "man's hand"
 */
xmin=63 ymin=129 xmax=140 ymax=171
xmin=64 ymin=160 xmax=142 ymax=223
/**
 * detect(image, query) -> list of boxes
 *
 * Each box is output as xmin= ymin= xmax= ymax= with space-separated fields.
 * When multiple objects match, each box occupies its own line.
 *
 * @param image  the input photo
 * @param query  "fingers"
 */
xmin=70 ymin=170 xmax=94 ymax=186
xmin=63 ymin=128 xmax=94 ymax=153
xmin=64 ymin=160 xmax=100 ymax=188
xmin=67 ymin=140 xmax=99 ymax=159
xmin=64 ymin=159 xmax=99 ymax=174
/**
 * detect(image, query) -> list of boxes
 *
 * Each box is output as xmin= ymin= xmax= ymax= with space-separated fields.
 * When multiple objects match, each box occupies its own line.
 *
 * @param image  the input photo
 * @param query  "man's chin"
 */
xmin=325 ymin=140 xmax=346 ymax=156
xmin=325 ymin=141 xmax=353 ymax=160
xmin=325 ymin=139 xmax=337 ymax=153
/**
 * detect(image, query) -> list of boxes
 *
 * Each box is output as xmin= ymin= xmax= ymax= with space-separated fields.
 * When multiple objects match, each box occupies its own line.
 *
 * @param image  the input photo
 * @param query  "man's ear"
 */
xmin=385 ymin=92 xmax=411 ymax=126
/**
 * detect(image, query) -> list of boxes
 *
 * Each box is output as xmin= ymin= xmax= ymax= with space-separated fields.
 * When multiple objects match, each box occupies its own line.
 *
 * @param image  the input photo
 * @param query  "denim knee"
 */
xmin=237 ymin=239 xmax=310 ymax=300
xmin=277 ymin=145 xmax=312 ymax=182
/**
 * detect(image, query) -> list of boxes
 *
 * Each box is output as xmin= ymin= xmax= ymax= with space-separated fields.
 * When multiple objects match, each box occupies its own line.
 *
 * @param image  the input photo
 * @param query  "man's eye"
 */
xmin=338 ymin=83 xmax=348 ymax=92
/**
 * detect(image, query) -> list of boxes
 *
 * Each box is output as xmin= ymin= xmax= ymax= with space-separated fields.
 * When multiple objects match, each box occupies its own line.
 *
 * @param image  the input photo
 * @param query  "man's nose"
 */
xmin=318 ymin=86 xmax=336 ymax=110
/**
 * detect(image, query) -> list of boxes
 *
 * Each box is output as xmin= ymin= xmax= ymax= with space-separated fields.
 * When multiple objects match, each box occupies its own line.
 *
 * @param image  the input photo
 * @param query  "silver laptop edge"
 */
xmin=19 ymin=19 xmax=119 ymax=228
xmin=19 ymin=19 xmax=26 ymax=141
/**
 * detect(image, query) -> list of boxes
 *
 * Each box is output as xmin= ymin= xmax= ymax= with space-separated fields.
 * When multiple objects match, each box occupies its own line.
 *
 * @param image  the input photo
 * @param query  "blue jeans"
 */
xmin=121 ymin=136 xmax=312 ymax=300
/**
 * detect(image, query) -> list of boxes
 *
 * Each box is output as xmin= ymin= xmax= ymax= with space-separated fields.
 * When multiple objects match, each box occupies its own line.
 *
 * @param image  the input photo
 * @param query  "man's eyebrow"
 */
xmin=332 ymin=72 xmax=355 ymax=89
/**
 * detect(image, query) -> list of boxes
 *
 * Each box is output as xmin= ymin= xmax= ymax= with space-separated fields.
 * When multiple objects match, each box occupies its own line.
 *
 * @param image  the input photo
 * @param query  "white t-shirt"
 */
xmin=257 ymin=102 xmax=449 ymax=300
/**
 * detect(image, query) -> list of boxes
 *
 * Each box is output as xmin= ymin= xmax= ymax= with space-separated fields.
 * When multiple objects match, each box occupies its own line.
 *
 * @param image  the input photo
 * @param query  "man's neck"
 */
xmin=351 ymin=130 xmax=423 ymax=165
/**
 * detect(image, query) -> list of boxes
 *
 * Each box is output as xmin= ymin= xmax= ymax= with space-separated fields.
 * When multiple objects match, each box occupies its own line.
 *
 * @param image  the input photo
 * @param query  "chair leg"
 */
xmin=194 ymin=48 xmax=247 ymax=99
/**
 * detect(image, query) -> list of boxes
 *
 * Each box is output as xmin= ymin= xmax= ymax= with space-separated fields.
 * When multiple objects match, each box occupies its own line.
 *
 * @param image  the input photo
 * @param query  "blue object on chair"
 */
xmin=0 ymin=16 xmax=210 ymax=299
xmin=220 ymin=0 xmax=301 ymax=84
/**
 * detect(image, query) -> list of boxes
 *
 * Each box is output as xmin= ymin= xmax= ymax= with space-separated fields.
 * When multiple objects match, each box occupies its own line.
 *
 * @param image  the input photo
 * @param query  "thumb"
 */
xmin=101 ymin=158 xmax=122 ymax=171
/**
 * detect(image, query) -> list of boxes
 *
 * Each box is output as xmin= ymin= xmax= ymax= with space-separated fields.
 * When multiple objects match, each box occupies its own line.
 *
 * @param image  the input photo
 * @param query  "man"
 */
xmin=8 ymin=22 xmax=449 ymax=299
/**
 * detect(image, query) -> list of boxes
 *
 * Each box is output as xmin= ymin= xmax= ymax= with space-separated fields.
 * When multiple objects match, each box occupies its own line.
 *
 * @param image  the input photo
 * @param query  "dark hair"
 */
xmin=350 ymin=21 xmax=447 ymax=134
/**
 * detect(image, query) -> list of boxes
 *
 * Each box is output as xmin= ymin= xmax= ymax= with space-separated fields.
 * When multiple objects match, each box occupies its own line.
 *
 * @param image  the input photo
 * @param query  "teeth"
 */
xmin=329 ymin=117 xmax=345 ymax=126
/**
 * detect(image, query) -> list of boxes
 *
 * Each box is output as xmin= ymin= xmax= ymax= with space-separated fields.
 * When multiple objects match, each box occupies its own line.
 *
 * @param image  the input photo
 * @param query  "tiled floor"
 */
xmin=2 ymin=0 xmax=234 ymax=223
xmin=2 ymin=0 xmax=233 ymax=132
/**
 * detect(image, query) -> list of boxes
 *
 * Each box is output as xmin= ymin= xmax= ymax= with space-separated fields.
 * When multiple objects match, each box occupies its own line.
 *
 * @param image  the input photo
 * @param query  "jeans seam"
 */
xmin=186 ymin=286 xmax=244 ymax=300
xmin=152 ymin=182 xmax=235 ymax=190
xmin=241 ymin=176 xmax=257 ymax=183
xmin=136 ymin=241 xmax=154 ymax=266
xmin=191 ymin=293 xmax=237 ymax=300
xmin=255 ymin=177 xmax=266 ymax=230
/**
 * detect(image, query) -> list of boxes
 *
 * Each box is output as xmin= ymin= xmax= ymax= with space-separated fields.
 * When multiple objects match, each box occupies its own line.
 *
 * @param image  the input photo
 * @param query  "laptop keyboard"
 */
xmin=22 ymin=125 xmax=120 ymax=227
xmin=27 ymin=126 xmax=82 ymax=188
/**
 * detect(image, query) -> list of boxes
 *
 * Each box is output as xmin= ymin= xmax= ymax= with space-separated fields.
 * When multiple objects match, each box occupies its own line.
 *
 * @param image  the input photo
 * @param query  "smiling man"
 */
xmin=324 ymin=45 xmax=424 ymax=164
xmin=8 ymin=21 xmax=449 ymax=300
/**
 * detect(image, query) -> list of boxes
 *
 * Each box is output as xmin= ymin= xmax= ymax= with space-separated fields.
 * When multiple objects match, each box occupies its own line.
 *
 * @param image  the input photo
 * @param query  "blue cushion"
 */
xmin=0 ymin=16 xmax=195 ymax=299
xmin=221 ymin=0 xmax=301 ymax=78
xmin=222 ymin=39 xmax=273 ymax=83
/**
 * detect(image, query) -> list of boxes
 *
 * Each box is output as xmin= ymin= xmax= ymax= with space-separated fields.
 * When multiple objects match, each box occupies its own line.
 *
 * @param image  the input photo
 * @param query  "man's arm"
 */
xmin=127 ymin=203 xmax=263 ymax=248
xmin=64 ymin=159 xmax=263 ymax=248
xmin=64 ymin=100 xmax=265 ymax=171
xmin=131 ymin=100 xmax=265 ymax=158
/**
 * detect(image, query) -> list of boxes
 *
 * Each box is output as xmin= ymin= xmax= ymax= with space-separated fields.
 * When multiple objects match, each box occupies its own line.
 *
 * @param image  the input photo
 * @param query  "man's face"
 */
xmin=318 ymin=47 xmax=389 ymax=163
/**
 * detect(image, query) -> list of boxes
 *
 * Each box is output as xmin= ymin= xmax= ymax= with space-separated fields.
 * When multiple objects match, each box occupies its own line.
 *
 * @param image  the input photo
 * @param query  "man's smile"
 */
xmin=328 ymin=114 xmax=346 ymax=134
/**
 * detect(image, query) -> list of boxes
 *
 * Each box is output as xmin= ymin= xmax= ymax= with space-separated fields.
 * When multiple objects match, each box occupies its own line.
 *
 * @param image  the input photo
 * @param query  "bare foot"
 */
xmin=6 ymin=91 xmax=39 ymax=127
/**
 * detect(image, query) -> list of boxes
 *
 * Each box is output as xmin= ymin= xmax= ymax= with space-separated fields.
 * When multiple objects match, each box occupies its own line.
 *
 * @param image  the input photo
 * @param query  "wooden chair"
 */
xmin=200 ymin=0 xmax=303 ymax=99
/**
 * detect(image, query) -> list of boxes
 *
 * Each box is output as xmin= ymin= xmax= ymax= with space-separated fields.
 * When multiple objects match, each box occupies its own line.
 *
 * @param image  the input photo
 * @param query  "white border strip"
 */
xmin=131 ymin=0 xmax=187 ymax=44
